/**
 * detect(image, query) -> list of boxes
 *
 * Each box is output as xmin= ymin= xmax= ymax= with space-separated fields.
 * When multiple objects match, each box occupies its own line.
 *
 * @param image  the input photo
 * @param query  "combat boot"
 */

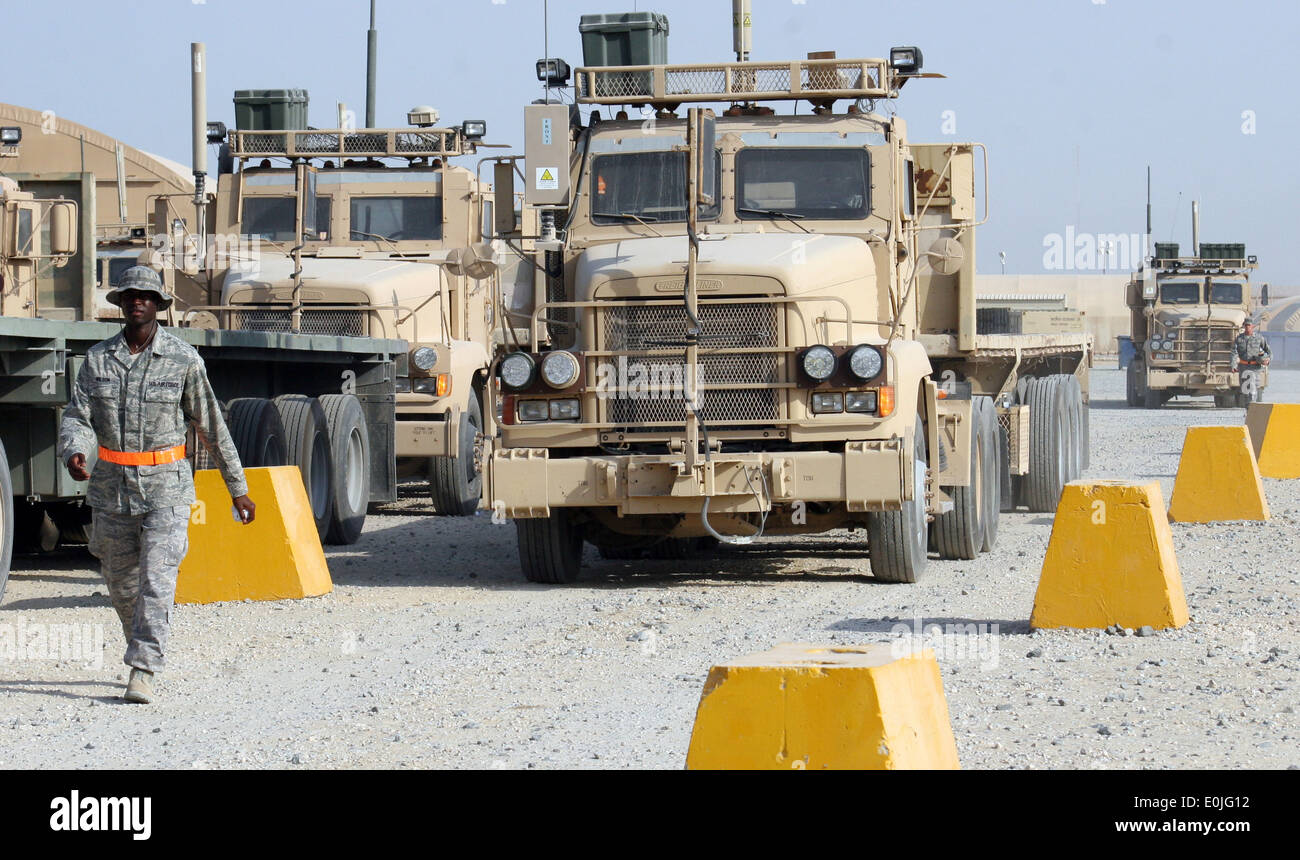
xmin=123 ymin=668 xmax=154 ymax=704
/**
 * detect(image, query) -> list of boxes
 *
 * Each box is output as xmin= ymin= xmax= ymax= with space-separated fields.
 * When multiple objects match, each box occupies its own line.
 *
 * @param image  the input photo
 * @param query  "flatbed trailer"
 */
xmin=0 ymin=315 xmax=403 ymax=601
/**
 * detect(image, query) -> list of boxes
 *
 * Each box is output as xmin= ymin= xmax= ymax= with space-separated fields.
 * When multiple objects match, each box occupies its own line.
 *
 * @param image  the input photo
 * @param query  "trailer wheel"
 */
xmin=934 ymin=398 xmax=993 ymax=561
xmin=1 ymin=438 xmax=13 ymax=603
xmin=1062 ymin=375 xmax=1084 ymax=482
xmin=429 ymin=394 xmax=483 ymax=516
xmin=1025 ymin=377 xmax=1069 ymax=512
xmin=319 ymin=394 xmax=370 ymax=545
xmin=517 ymin=510 xmax=583 ymax=584
xmin=867 ymin=418 xmax=929 ymax=583
xmin=227 ymin=398 xmax=287 ymax=468
xmin=977 ymin=398 xmax=1002 ymax=552
xmin=273 ymin=395 xmax=334 ymax=541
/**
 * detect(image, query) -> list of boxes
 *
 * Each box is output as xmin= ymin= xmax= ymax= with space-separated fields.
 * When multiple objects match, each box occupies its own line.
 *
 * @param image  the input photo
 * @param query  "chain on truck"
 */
xmin=0 ymin=50 xmax=403 ymax=602
xmin=165 ymin=47 xmax=513 ymax=517
xmin=483 ymin=5 xmax=1093 ymax=585
xmin=1125 ymin=196 xmax=1264 ymax=409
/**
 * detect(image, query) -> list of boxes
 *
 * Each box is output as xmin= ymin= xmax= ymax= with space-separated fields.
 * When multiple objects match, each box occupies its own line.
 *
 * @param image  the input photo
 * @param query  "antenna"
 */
xmin=190 ymin=43 xmax=207 ymax=267
xmin=733 ymin=0 xmax=752 ymax=61
xmin=1145 ymin=165 xmax=1151 ymax=238
xmin=366 ymin=0 xmax=378 ymax=128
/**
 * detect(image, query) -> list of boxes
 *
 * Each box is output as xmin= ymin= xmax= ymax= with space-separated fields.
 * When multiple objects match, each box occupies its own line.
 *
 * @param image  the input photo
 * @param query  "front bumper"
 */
xmin=489 ymin=441 xmax=908 ymax=518
xmin=1147 ymin=368 xmax=1240 ymax=390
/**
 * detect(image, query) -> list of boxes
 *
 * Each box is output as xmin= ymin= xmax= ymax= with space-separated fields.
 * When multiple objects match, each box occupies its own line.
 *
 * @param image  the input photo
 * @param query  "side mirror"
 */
xmin=50 ymin=201 xmax=78 ymax=257
xmin=444 ymin=243 xmax=497 ymax=280
xmin=493 ymin=162 xmax=517 ymax=236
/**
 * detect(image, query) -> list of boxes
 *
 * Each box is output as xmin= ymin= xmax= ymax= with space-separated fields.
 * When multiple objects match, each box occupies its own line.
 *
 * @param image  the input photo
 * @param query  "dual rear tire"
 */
xmin=933 ymin=397 xmax=1002 ymax=561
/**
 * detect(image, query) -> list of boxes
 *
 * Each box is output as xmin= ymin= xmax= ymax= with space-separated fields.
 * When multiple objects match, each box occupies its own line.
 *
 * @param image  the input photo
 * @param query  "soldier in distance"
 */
xmin=58 ymin=266 xmax=256 ymax=704
xmin=1234 ymin=320 xmax=1271 ymax=368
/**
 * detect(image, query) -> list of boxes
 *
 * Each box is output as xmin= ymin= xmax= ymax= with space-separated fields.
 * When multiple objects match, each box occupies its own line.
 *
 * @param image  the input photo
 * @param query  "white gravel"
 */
xmin=2 ymin=365 xmax=1297 ymax=769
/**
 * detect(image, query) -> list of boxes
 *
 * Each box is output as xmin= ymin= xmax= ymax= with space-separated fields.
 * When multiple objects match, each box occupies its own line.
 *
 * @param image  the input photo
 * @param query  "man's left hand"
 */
xmin=233 ymin=494 xmax=256 ymax=524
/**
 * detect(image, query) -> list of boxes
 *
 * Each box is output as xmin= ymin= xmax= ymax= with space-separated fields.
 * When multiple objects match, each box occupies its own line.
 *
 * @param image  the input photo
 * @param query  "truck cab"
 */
xmin=192 ymin=115 xmax=502 ymax=514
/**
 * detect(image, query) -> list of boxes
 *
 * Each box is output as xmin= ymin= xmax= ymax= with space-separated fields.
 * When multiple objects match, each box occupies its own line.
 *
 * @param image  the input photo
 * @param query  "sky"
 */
xmin=5 ymin=0 xmax=1299 ymax=283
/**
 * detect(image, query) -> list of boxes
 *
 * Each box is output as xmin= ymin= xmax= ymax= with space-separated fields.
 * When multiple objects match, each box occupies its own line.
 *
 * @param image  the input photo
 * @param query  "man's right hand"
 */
xmin=67 ymin=453 xmax=90 ymax=482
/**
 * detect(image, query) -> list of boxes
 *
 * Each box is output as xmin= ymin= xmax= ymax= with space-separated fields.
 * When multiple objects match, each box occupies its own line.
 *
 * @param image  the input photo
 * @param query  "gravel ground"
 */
xmin=2 ymin=365 xmax=1297 ymax=769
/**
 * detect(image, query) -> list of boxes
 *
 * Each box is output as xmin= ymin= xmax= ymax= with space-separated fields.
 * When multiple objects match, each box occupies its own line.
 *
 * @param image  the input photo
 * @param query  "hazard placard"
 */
xmin=536 ymin=167 xmax=559 ymax=191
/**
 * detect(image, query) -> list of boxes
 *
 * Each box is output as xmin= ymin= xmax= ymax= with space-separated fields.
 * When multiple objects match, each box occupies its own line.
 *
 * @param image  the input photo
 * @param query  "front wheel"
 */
xmin=866 ymin=419 xmax=929 ymax=584
xmin=429 ymin=394 xmax=483 ymax=516
xmin=516 ymin=510 xmax=584 ymax=584
xmin=319 ymin=394 xmax=370 ymax=545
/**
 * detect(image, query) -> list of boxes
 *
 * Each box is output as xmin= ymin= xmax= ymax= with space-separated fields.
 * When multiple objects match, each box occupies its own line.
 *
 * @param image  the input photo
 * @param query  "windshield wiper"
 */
xmin=599 ymin=212 xmax=663 ymax=236
xmin=737 ymin=207 xmax=810 ymax=233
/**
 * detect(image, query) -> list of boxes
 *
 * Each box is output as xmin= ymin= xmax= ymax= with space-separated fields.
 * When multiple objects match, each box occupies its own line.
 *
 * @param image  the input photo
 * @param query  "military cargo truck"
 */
xmin=1125 ymin=216 xmax=1263 ymax=408
xmin=483 ymin=12 xmax=1092 ymax=585
xmin=1 ymin=145 xmax=401 ymax=602
xmin=177 ymin=96 xmax=503 ymax=516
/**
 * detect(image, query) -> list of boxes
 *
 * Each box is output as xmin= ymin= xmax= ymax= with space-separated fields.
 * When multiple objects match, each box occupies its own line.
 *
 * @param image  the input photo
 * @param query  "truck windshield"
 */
xmin=589 ymin=151 xmax=720 ymax=225
xmin=349 ymin=196 xmax=442 ymax=241
xmin=1210 ymin=281 xmax=1244 ymax=304
xmin=242 ymin=196 xmax=332 ymax=241
xmin=1159 ymin=282 xmax=1200 ymax=304
xmin=107 ymin=258 xmax=134 ymax=287
xmin=735 ymin=148 xmax=870 ymax=220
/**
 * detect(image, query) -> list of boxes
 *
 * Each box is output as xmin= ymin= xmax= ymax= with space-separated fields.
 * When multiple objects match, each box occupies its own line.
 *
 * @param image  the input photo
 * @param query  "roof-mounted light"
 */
xmin=536 ymin=58 xmax=571 ymax=87
xmin=461 ymin=120 xmax=487 ymax=141
xmin=1 ymin=127 xmax=22 ymax=145
xmin=889 ymin=46 xmax=923 ymax=75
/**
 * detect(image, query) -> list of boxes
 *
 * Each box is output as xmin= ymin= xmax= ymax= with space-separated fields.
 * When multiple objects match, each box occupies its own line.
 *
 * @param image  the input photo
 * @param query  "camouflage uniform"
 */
xmin=59 ymin=326 xmax=247 ymax=672
xmin=1235 ymin=332 xmax=1271 ymax=363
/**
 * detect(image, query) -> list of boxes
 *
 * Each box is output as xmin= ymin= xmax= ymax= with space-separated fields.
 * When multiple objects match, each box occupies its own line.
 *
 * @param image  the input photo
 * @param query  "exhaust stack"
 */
xmin=365 ymin=0 xmax=378 ymax=128
xmin=733 ymin=0 xmax=752 ymax=61
xmin=191 ymin=42 xmax=208 ymax=275
xmin=1192 ymin=201 xmax=1200 ymax=259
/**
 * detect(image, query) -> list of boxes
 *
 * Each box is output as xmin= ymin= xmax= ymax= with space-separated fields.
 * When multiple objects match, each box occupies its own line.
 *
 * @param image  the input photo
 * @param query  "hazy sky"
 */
xmin=5 ymin=0 xmax=1298 ymax=282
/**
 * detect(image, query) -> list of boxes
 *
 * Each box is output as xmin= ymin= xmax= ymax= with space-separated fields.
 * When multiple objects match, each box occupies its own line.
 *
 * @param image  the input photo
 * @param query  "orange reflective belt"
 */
xmin=97 ymin=444 xmax=186 ymax=466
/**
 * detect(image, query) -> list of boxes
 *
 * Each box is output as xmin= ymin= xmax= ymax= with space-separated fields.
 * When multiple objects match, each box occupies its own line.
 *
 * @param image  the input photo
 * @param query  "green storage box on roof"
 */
xmin=1154 ymin=242 xmax=1179 ymax=260
xmin=579 ymin=12 xmax=669 ymax=67
xmin=1200 ymin=243 xmax=1246 ymax=260
xmin=234 ymin=89 xmax=310 ymax=131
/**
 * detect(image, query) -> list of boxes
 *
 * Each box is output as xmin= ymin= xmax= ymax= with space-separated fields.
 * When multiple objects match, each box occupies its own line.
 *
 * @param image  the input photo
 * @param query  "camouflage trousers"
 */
xmin=88 ymin=505 xmax=191 ymax=673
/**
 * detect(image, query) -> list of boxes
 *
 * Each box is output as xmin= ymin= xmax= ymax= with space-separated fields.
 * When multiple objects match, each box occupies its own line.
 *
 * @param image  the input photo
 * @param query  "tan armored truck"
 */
xmin=180 ymin=97 xmax=501 ymax=515
xmin=1125 ymin=225 xmax=1262 ymax=408
xmin=485 ymin=16 xmax=1091 ymax=585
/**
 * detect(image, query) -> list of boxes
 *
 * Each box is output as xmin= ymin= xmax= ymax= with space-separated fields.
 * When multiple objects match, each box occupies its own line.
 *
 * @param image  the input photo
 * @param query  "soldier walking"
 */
xmin=1234 ymin=320 xmax=1272 ymax=367
xmin=58 ymin=267 xmax=255 ymax=704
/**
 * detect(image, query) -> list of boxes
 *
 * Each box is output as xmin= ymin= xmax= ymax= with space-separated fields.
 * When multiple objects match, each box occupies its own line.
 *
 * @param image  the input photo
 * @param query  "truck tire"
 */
xmin=227 ymin=398 xmax=287 ymax=468
xmin=319 ymin=394 xmax=370 ymax=545
xmin=977 ymin=398 xmax=1001 ymax=552
xmin=429 ymin=394 xmax=483 ymax=517
xmin=1214 ymin=392 xmax=1234 ymax=408
xmin=1 ymin=438 xmax=13 ymax=603
xmin=933 ymin=400 xmax=988 ymax=561
xmin=1061 ymin=375 xmax=1084 ymax=482
xmin=517 ymin=510 xmax=583 ymax=584
xmin=867 ymin=419 xmax=929 ymax=583
xmin=1125 ymin=361 xmax=1140 ymax=407
xmin=273 ymin=395 xmax=334 ymax=541
xmin=1025 ymin=376 xmax=1069 ymax=512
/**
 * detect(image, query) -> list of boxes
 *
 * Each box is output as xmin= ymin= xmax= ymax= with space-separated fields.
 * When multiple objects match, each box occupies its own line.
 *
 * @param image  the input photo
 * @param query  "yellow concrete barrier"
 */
xmin=175 ymin=467 xmax=332 ymax=605
xmin=1030 ymin=481 xmax=1189 ymax=631
xmin=1246 ymin=403 xmax=1300 ymax=479
xmin=685 ymin=643 xmax=960 ymax=770
xmin=1168 ymin=426 xmax=1270 ymax=522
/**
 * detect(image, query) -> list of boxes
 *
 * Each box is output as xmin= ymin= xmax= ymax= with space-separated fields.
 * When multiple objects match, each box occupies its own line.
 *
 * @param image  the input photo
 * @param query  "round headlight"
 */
xmin=500 ymin=353 xmax=536 ymax=389
xmin=1163 ymin=340 xmax=1175 ymax=351
xmin=411 ymin=346 xmax=437 ymax=372
xmin=847 ymin=345 xmax=883 ymax=380
xmin=802 ymin=345 xmax=837 ymax=382
xmin=541 ymin=351 xmax=580 ymax=389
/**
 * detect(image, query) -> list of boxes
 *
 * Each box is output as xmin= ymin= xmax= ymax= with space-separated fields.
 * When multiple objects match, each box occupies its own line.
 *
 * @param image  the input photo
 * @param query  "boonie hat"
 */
xmin=106 ymin=266 xmax=174 ymax=310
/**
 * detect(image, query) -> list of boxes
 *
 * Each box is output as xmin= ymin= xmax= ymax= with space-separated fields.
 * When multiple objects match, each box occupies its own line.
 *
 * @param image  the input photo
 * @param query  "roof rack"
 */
xmin=228 ymin=128 xmax=466 ymax=160
xmin=1154 ymin=256 xmax=1258 ymax=271
xmin=573 ymin=58 xmax=898 ymax=106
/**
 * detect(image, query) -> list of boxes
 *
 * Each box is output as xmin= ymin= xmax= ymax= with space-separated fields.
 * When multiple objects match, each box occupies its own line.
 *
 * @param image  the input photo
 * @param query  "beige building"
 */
xmin=978 ymin=274 xmax=1131 ymax=354
xmin=0 ymin=102 xmax=194 ymax=316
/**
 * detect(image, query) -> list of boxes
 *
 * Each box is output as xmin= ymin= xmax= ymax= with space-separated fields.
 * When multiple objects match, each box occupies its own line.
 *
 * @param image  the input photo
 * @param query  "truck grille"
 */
xmin=600 ymin=302 xmax=782 ymax=428
xmin=1172 ymin=325 xmax=1235 ymax=365
xmin=230 ymin=308 xmax=367 ymax=337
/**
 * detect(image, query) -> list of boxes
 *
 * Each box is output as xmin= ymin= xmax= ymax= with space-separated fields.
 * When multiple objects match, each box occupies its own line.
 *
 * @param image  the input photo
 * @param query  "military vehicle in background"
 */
xmin=175 ymin=83 xmax=504 ymax=516
xmin=1125 ymin=201 xmax=1263 ymax=408
xmin=484 ymin=5 xmax=1092 ymax=585
xmin=0 ymin=113 xmax=403 ymax=602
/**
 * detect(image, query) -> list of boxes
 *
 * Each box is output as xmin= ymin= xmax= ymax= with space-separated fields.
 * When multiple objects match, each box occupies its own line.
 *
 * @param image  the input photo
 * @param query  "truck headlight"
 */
xmin=811 ymin=392 xmax=844 ymax=414
xmin=541 ymin=350 xmax=580 ymax=389
xmin=394 ymin=377 xmax=412 ymax=393
xmin=412 ymin=346 xmax=438 ymax=372
xmin=801 ymin=345 xmax=836 ymax=382
xmin=846 ymin=391 xmax=878 ymax=413
xmin=847 ymin=345 xmax=883 ymax=380
xmin=549 ymin=399 xmax=580 ymax=420
xmin=517 ymin=400 xmax=549 ymax=422
xmin=1162 ymin=340 xmax=1175 ymax=351
xmin=501 ymin=353 xmax=536 ymax=390
xmin=413 ymin=374 xmax=451 ymax=396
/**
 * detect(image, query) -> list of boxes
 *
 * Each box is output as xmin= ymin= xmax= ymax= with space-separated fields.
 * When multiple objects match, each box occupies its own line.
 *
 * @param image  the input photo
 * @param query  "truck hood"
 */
xmin=575 ymin=233 xmax=875 ymax=301
xmin=222 ymin=254 xmax=444 ymax=305
xmin=1155 ymin=306 xmax=1247 ymax=328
